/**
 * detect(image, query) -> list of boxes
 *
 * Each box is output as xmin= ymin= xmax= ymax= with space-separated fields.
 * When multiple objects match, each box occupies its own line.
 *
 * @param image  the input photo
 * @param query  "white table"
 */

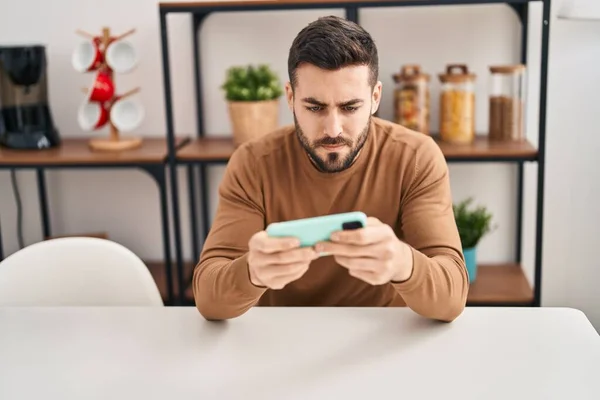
xmin=0 ymin=307 xmax=598 ymax=400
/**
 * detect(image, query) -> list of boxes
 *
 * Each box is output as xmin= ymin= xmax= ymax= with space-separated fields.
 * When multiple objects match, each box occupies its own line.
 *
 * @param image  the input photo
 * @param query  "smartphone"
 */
xmin=265 ymin=211 xmax=367 ymax=247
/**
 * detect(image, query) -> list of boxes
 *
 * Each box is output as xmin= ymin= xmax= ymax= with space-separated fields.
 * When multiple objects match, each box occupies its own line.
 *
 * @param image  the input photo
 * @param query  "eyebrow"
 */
xmin=301 ymin=97 xmax=364 ymax=107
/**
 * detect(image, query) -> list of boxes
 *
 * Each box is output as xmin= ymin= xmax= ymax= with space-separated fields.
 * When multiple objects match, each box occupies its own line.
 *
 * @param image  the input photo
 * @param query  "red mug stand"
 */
xmin=75 ymin=26 xmax=142 ymax=152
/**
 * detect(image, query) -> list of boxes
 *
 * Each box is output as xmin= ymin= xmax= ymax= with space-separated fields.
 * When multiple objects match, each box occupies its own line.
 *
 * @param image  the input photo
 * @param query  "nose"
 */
xmin=323 ymin=112 xmax=342 ymax=138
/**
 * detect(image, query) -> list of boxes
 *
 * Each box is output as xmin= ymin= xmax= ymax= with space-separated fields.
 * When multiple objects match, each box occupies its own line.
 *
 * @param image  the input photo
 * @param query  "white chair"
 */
xmin=0 ymin=237 xmax=163 ymax=306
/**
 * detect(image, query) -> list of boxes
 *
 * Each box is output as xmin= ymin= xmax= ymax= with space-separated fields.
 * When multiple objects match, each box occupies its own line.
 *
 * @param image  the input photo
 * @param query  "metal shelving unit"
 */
xmin=158 ymin=0 xmax=551 ymax=306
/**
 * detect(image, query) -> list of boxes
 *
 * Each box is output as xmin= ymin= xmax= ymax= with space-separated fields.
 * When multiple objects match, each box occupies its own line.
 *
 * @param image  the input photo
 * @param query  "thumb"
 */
xmin=366 ymin=216 xmax=382 ymax=227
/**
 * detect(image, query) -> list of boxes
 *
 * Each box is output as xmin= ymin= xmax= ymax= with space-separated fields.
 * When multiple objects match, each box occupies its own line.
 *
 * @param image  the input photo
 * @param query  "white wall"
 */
xmin=540 ymin=1 xmax=600 ymax=327
xmin=0 ymin=0 xmax=598 ymax=328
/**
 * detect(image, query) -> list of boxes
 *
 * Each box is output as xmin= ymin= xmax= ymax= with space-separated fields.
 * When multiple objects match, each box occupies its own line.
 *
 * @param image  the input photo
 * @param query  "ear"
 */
xmin=370 ymin=81 xmax=382 ymax=115
xmin=285 ymin=81 xmax=294 ymax=113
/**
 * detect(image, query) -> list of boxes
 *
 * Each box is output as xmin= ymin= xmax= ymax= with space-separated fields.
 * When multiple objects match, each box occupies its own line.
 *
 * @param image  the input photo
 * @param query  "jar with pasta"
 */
xmin=489 ymin=64 xmax=526 ymax=141
xmin=438 ymin=64 xmax=476 ymax=144
xmin=393 ymin=65 xmax=430 ymax=135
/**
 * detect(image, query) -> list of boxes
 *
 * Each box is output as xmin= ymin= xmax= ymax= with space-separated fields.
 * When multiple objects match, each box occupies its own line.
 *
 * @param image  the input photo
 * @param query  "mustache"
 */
xmin=314 ymin=136 xmax=352 ymax=147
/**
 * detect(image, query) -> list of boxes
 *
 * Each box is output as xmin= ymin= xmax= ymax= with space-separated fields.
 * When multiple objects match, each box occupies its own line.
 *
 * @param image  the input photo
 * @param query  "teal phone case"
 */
xmin=265 ymin=211 xmax=367 ymax=247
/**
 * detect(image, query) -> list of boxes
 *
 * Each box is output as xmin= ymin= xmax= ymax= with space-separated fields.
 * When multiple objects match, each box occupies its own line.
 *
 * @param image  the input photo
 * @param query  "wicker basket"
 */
xmin=228 ymin=99 xmax=279 ymax=146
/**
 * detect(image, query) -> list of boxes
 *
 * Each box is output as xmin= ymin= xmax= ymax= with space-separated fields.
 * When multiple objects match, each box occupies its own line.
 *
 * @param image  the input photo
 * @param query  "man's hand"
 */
xmin=248 ymin=231 xmax=319 ymax=290
xmin=315 ymin=217 xmax=413 ymax=285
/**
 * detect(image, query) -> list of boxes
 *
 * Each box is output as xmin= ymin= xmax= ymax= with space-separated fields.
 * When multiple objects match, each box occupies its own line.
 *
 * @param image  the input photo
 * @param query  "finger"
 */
xmin=259 ymin=260 xmax=310 ymax=281
xmin=330 ymin=224 xmax=393 ymax=245
xmin=366 ymin=217 xmax=383 ymax=227
xmin=315 ymin=241 xmax=379 ymax=259
xmin=263 ymin=263 xmax=310 ymax=289
xmin=260 ymin=247 xmax=318 ymax=266
xmin=333 ymin=255 xmax=378 ymax=271
xmin=347 ymin=268 xmax=388 ymax=286
xmin=251 ymin=231 xmax=300 ymax=254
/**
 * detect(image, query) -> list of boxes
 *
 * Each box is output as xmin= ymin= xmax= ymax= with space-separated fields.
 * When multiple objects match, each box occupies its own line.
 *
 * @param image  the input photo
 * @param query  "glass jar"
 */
xmin=438 ymin=64 xmax=476 ymax=144
xmin=392 ymin=65 xmax=430 ymax=135
xmin=489 ymin=64 xmax=526 ymax=141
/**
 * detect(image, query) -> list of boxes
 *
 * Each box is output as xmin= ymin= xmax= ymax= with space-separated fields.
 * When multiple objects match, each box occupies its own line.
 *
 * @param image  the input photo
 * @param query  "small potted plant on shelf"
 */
xmin=221 ymin=64 xmax=283 ymax=147
xmin=453 ymin=197 xmax=494 ymax=282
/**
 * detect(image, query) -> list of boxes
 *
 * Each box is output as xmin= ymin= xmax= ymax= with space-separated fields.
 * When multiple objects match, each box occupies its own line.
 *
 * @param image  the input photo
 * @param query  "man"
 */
xmin=193 ymin=16 xmax=468 ymax=322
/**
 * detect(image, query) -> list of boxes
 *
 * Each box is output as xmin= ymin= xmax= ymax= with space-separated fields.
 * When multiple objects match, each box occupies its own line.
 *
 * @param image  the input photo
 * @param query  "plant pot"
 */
xmin=463 ymin=246 xmax=477 ymax=282
xmin=227 ymin=99 xmax=279 ymax=147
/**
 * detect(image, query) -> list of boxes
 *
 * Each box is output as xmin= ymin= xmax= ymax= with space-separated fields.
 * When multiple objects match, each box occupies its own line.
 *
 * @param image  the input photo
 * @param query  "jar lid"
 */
xmin=393 ymin=64 xmax=430 ymax=83
xmin=438 ymin=64 xmax=476 ymax=83
xmin=489 ymin=64 xmax=526 ymax=74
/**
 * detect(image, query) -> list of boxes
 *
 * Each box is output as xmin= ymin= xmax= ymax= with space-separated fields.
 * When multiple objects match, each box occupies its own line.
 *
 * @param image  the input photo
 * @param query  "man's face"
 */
xmin=285 ymin=64 xmax=382 ymax=173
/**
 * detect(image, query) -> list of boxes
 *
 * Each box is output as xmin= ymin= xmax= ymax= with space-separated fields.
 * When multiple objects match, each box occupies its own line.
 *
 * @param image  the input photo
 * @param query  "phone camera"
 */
xmin=342 ymin=221 xmax=363 ymax=230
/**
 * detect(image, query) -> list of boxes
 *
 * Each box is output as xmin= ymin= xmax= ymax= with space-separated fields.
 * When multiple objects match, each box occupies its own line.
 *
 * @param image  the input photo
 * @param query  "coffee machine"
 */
xmin=0 ymin=45 xmax=60 ymax=149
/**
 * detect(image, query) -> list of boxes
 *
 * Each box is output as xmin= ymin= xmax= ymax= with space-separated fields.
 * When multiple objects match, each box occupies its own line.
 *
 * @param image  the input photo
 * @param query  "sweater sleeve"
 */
xmin=392 ymin=137 xmax=469 ymax=322
xmin=193 ymin=144 xmax=267 ymax=320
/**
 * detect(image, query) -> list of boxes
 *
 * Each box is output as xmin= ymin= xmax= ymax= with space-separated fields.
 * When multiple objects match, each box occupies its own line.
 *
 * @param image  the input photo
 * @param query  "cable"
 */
xmin=10 ymin=169 xmax=24 ymax=249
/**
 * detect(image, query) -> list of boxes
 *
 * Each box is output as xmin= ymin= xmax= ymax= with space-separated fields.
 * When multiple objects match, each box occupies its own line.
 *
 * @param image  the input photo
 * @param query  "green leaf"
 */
xmin=453 ymin=197 xmax=494 ymax=249
xmin=221 ymin=64 xmax=283 ymax=101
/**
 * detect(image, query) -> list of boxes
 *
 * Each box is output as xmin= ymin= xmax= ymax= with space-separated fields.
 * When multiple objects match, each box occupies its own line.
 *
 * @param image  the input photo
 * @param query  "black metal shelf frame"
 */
xmin=0 ymin=162 xmax=177 ymax=305
xmin=158 ymin=0 xmax=551 ymax=306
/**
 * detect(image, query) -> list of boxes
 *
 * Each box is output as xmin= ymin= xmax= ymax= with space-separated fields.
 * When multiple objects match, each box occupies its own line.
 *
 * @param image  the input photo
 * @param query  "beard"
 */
xmin=293 ymin=112 xmax=370 ymax=173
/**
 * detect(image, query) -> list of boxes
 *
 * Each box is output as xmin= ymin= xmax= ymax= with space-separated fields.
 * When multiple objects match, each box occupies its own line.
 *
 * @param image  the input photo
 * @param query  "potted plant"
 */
xmin=453 ymin=198 xmax=493 ymax=282
xmin=221 ymin=64 xmax=283 ymax=147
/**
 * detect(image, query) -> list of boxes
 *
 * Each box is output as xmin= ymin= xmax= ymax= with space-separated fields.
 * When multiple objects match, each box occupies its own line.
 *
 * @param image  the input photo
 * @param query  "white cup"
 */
xmin=110 ymin=98 xmax=144 ymax=131
xmin=72 ymin=39 xmax=103 ymax=72
xmin=105 ymin=40 xmax=137 ymax=73
xmin=78 ymin=102 xmax=109 ymax=131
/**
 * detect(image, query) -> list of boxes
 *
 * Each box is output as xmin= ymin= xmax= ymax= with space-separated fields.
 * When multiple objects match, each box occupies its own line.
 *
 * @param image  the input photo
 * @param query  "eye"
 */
xmin=306 ymin=106 xmax=323 ymax=112
xmin=343 ymin=106 xmax=359 ymax=112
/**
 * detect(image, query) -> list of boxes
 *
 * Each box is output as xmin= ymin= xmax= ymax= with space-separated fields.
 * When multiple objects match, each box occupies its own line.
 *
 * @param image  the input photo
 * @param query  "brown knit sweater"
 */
xmin=193 ymin=117 xmax=469 ymax=322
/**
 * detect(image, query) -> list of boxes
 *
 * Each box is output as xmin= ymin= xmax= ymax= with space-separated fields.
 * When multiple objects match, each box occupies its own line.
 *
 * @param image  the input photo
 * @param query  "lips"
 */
xmin=322 ymin=144 xmax=344 ymax=150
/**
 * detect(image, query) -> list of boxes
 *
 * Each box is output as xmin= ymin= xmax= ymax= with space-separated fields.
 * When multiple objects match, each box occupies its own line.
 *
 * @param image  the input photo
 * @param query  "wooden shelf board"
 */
xmin=0 ymin=137 xmax=188 ymax=166
xmin=467 ymin=263 xmax=534 ymax=305
xmin=146 ymin=260 xmax=533 ymax=306
xmin=434 ymin=135 xmax=538 ymax=161
xmin=160 ymin=0 xmax=539 ymax=11
xmin=176 ymin=135 xmax=537 ymax=162
xmin=176 ymin=137 xmax=237 ymax=161
xmin=160 ymin=0 xmax=417 ymax=9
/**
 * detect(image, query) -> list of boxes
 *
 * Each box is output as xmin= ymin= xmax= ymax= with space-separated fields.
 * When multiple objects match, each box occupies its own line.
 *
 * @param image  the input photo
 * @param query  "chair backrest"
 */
xmin=0 ymin=237 xmax=163 ymax=306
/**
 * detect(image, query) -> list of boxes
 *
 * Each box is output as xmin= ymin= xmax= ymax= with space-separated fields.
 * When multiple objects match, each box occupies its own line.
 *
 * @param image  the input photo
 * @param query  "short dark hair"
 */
xmin=288 ymin=15 xmax=379 ymax=89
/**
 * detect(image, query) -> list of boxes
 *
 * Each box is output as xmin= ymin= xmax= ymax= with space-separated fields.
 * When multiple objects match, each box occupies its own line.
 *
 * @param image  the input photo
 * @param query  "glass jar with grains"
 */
xmin=392 ymin=64 xmax=430 ymax=135
xmin=438 ymin=64 xmax=476 ymax=144
xmin=489 ymin=64 xmax=526 ymax=141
